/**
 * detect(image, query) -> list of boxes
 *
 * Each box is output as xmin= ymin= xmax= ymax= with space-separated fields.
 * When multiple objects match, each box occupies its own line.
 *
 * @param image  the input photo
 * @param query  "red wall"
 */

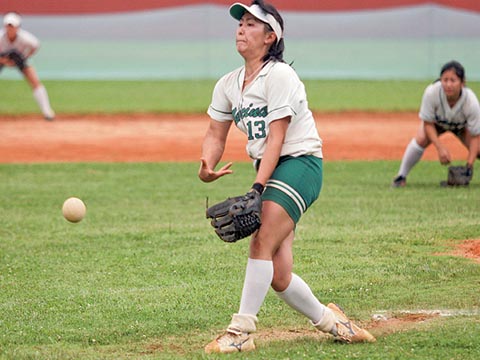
xmin=1 ymin=0 xmax=479 ymax=14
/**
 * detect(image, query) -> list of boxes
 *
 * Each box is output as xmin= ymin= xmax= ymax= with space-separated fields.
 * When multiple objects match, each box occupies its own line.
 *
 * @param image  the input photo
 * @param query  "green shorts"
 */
xmin=262 ymin=155 xmax=323 ymax=224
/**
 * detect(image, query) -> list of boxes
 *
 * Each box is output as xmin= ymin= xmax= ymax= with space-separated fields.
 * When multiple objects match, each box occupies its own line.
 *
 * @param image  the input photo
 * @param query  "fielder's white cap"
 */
xmin=229 ymin=3 xmax=283 ymax=44
xmin=4 ymin=12 xmax=21 ymax=27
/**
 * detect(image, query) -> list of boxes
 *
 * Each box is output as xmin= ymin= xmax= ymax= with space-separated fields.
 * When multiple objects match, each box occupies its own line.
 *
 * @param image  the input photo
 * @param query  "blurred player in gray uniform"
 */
xmin=0 ymin=12 xmax=55 ymax=120
xmin=392 ymin=60 xmax=480 ymax=187
xmin=199 ymin=0 xmax=374 ymax=354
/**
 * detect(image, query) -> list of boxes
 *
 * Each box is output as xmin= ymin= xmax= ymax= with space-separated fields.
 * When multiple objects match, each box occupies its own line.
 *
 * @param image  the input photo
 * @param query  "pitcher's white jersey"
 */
xmin=419 ymin=81 xmax=480 ymax=136
xmin=208 ymin=61 xmax=323 ymax=160
xmin=0 ymin=28 xmax=39 ymax=59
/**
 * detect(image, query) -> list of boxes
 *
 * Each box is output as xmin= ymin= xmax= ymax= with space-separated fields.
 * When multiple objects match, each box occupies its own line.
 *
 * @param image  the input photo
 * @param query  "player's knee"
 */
xmin=249 ymin=235 xmax=275 ymax=259
xmin=413 ymin=137 xmax=428 ymax=149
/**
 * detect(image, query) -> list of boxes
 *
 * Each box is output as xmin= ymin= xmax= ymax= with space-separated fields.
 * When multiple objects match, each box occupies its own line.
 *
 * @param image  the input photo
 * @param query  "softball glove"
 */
xmin=206 ymin=189 xmax=262 ymax=243
xmin=441 ymin=165 xmax=473 ymax=186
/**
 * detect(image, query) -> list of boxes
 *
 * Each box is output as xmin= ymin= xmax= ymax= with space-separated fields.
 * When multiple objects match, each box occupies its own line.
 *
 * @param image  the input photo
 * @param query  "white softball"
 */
xmin=62 ymin=197 xmax=86 ymax=223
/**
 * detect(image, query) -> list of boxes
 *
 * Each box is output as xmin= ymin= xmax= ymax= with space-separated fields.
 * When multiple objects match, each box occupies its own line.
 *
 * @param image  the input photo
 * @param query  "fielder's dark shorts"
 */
xmin=262 ymin=155 xmax=323 ymax=224
xmin=434 ymin=123 xmax=465 ymax=139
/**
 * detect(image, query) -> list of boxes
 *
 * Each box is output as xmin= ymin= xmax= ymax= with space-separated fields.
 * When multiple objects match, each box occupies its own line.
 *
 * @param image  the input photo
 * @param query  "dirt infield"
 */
xmin=0 ymin=111 xmax=468 ymax=163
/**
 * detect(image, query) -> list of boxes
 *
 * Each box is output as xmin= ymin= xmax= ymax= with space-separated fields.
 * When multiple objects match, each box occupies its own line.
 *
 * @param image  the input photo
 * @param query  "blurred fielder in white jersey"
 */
xmin=0 ymin=12 xmax=55 ymax=120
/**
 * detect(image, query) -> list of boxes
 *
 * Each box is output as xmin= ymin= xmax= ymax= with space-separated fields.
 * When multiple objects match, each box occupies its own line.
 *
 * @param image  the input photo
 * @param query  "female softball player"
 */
xmin=198 ymin=0 xmax=375 ymax=353
xmin=392 ymin=60 xmax=480 ymax=187
xmin=0 ymin=12 xmax=55 ymax=120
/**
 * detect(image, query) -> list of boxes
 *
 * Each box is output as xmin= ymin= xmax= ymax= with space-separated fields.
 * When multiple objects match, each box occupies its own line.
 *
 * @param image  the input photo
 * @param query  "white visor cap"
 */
xmin=229 ymin=3 xmax=282 ymax=44
xmin=4 ymin=12 xmax=21 ymax=27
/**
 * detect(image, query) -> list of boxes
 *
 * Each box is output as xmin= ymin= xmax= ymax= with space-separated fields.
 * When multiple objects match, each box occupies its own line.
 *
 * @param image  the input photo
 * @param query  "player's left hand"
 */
xmin=206 ymin=187 xmax=262 ymax=242
xmin=198 ymin=158 xmax=233 ymax=182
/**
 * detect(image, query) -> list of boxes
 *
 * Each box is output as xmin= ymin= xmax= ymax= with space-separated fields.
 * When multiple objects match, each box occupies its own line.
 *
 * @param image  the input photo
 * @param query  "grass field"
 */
xmin=1 ymin=162 xmax=479 ymax=359
xmin=1 ymin=79 xmax=480 ymax=114
xmin=1 ymin=80 xmax=480 ymax=359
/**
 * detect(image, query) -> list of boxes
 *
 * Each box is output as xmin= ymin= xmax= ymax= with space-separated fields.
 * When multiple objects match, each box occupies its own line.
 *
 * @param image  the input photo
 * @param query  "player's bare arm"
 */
xmin=424 ymin=121 xmax=451 ymax=164
xmin=466 ymin=134 xmax=479 ymax=168
xmin=198 ymin=120 xmax=233 ymax=182
xmin=24 ymin=47 xmax=37 ymax=59
xmin=254 ymin=116 xmax=289 ymax=186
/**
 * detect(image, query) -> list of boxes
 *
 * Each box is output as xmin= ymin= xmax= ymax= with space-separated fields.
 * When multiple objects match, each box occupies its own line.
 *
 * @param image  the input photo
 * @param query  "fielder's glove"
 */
xmin=0 ymin=50 xmax=26 ymax=70
xmin=441 ymin=164 xmax=473 ymax=186
xmin=206 ymin=183 xmax=263 ymax=243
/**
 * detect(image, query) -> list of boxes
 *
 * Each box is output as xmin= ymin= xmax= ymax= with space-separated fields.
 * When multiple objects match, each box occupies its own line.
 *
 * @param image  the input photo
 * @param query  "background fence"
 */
xmin=1 ymin=1 xmax=480 ymax=80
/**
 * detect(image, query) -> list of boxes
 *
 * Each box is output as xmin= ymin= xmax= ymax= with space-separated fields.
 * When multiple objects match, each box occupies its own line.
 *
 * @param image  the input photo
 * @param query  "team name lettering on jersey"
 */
xmin=232 ymin=104 xmax=268 ymax=124
xmin=434 ymin=115 xmax=465 ymax=131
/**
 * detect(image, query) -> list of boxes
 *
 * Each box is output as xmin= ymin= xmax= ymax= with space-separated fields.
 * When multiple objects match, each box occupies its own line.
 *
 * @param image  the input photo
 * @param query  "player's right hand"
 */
xmin=437 ymin=145 xmax=451 ymax=165
xmin=198 ymin=158 xmax=233 ymax=182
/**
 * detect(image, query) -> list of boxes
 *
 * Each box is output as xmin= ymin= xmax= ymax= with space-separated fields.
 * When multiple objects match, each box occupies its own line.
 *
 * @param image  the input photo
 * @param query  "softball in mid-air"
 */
xmin=62 ymin=197 xmax=86 ymax=223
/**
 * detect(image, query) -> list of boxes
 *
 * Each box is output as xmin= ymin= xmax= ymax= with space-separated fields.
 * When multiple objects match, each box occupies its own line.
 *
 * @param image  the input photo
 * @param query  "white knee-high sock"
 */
xmin=398 ymin=138 xmax=425 ymax=177
xmin=238 ymin=258 xmax=274 ymax=316
xmin=275 ymin=273 xmax=327 ymax=324
xmin=33 ymin=85 xmax=54 ymax=118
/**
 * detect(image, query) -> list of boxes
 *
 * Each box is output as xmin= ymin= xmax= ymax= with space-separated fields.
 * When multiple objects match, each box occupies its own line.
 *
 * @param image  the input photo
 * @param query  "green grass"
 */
xmin=2 ymin=79 xmax=480 ymax=114
xmin=0 ymin=80 xmax=215 ymax=115
xmin=1 ymin=161 xmax=479 ymax=359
